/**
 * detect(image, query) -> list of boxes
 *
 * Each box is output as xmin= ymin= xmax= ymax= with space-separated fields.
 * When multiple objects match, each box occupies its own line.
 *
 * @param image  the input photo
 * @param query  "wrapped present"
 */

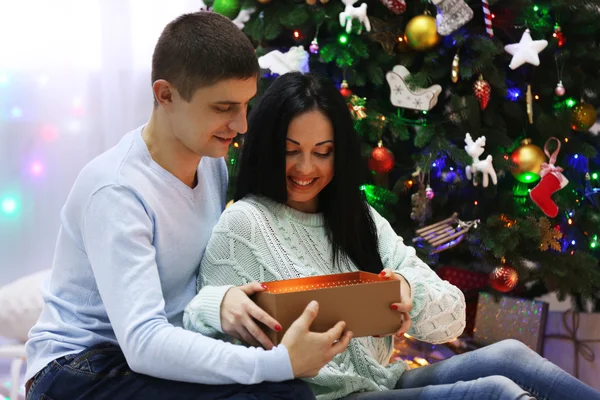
xmin=437 ymin=266 xmax=489 ymax=335
xmin=543 ymin=310 xmax=600 ymax=391
xmin=473 ymin=293 xmax=548 ymax=354
xmin=252 ymin=272 xmax=402 ymax=345
xmin=436 ymin=266 xmax=489 ymax=290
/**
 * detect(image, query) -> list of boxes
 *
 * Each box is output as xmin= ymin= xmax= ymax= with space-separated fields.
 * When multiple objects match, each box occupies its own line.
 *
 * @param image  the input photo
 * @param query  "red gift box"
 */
xmin=437 ymin=266 xmax=489 ymax=336
xmin=436 ymin=266 xmax=489 ymax=290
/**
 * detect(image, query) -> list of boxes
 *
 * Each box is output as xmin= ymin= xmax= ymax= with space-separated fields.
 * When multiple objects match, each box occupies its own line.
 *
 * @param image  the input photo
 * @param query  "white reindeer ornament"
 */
xmin=339 ymin=0 xmax=371 ymax=34
xmin=464 ymin=133 xmax=497 ymax=187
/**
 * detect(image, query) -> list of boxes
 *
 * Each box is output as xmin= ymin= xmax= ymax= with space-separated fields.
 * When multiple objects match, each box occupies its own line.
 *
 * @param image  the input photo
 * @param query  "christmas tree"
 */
xmin=210 ymin=0 xmax=600 ymax=311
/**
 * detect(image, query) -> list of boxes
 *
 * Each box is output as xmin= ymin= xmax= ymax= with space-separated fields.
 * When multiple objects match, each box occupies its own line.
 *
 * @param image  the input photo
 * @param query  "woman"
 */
xmin=184 ymin=72 xmax=600 ymax=400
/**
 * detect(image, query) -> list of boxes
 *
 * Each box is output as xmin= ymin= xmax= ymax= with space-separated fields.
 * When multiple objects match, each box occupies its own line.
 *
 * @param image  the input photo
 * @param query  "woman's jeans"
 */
xmin=26 ymin=343 xmax=315 ymax=400
xmin=343 ymin=339 xmax=600 ymax=400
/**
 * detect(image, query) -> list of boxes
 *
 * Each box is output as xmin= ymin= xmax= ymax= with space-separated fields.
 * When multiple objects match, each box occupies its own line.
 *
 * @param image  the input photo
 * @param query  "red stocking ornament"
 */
xmin=529 ymin=137 xmax=569 ymax=218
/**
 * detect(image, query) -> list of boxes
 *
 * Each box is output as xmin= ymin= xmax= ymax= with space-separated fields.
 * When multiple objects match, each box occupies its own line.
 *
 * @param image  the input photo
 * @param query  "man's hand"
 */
xmin=220 ymin=282 xmax=281 ymax=350
xmin=282 ymin=301 xmax=352 ymax=378
xmin=380 ymin=268 xmax=413 ymax=337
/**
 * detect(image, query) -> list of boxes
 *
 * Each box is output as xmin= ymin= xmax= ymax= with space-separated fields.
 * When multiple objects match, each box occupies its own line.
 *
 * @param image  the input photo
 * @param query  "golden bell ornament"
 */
xmin=404 ymin=14 xmax=440 ymax=51
xmin=510 ymin=139 xmax=546 ymax=184
xmin=571 ymin=103 xmax=597 ymax=132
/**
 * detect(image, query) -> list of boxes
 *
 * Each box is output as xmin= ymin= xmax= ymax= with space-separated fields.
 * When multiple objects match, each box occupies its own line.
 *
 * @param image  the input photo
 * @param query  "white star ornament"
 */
xmin=504 ymin=29 xmax=548 ymax=70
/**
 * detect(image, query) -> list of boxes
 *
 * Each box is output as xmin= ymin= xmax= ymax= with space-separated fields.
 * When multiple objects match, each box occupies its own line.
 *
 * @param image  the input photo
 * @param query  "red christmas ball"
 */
xmin=368 ymin=145 xmax=395 ymax=174
xmin=340 ymin=87 xmax=353 ymax=97
xmin=489 ymin=265 xmax=519 ymax=293
xmin=339 ymin=80 xmax=352 ymax=97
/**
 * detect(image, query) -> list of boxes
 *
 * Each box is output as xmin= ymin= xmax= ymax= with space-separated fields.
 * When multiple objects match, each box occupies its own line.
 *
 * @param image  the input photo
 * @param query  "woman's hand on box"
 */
xmin=220 ymin=282 xmax=282 ymax=349
xmin=380 ymin=268 xmax=413 ymax=337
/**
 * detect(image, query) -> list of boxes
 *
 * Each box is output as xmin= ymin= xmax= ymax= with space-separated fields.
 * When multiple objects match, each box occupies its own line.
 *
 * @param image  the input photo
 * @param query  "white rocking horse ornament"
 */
xmin=464 ymin=133 xmax=497 ymax=187
xmin=339 ymin=0 xmax=371 ymax=34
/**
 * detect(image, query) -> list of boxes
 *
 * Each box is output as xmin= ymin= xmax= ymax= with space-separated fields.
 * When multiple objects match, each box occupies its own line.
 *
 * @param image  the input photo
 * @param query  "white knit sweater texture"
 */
xmin=184 ymin=195 xmax=466 ymax=399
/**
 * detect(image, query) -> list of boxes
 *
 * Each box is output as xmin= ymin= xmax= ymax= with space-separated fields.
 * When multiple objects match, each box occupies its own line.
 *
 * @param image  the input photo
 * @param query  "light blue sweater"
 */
xmin=25 ymin=125 xmax=293 ymax=384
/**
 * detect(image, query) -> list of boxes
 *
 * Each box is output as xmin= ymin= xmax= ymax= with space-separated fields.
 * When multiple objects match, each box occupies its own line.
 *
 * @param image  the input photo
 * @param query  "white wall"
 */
xmin=0 ymin=0 xmax=203 ymax=285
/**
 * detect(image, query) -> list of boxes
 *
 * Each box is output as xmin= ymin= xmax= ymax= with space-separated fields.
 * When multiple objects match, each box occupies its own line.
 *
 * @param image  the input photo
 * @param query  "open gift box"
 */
xmin=252 ymin=271 xmax=402 ymax=345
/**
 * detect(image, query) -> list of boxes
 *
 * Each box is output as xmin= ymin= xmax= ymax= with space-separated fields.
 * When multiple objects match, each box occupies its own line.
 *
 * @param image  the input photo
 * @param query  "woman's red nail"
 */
xmin=274 ymin=325 xmax=282 ymax=332
xmin=261 ymin=284 xmax=268 ymax=289
xmin=379 ymin=271 xmax=386 ymax=276
xmin=391 ymin=304 xmax=398 ymax=310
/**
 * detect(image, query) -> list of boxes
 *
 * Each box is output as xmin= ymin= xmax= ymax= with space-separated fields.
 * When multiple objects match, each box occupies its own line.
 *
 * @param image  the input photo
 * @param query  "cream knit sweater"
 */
xmin=184 ymin=195 xmax=466 ymax=399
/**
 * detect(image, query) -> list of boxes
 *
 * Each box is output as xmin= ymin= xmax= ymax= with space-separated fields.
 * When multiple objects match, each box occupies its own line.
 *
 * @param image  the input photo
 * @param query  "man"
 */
xmin=25 ymin=11 xmax=351 ymax=400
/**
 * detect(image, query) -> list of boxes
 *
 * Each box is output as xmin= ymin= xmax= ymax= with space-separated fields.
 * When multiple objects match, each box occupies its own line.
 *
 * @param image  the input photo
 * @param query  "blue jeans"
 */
xmin=26 ymin=343 xmax=314 ymax=400
xmin=343 ymin=339 xmax=600 ymax=400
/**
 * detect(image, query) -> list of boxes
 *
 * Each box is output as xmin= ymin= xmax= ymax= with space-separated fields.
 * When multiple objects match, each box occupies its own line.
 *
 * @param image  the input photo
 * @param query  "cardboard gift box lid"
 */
xmin=252 ymin=271 xmax=402 ymax=345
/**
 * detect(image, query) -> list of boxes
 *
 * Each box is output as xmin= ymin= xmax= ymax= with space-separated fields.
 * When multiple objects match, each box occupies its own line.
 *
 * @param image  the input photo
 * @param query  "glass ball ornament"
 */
xmin=339 ymin=80 xmax=352 ymax=97
xmin=309 ymin=38 xmax=319 ymax=54
xmin=510 ymin=139 xmax=546 ymax=184
xmin=555 ymin=81 xmax=565 ymax=97
xmin=425 ymin=185 xmax=435 ymax=200
xmin=212 ymin=0 xmax=241 ymax=18
xmin=404 ymin=14 xmax=440 ymax=51
xmin=368 ymin=141 xmax=395 ymax=174
xmin=571 ymin=103 xmax=597 ymax=132
xmin=490 ymin=265 xmax=519 ymax=293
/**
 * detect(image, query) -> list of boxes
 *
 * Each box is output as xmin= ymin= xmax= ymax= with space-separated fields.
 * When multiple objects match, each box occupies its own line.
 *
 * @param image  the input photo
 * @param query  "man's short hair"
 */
xmin=151 ymin=11 xmax=259 ymax=104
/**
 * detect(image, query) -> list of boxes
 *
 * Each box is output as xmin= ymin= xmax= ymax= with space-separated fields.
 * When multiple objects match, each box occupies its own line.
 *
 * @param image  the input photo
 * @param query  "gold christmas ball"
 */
xmin=404 ymin=15 xmax=440 ymax=51
xmin=305 ymin=0 xmax=317 ymax=4
xmin=510 ymin=139 xmax=546 ymax=183
xmin=571 ymin=103 xmax=597 ymax=131
xmin=320 ymin=0 xmax=329 ymax=3
xmin=257 ymin=0 xmax=272 ymax=3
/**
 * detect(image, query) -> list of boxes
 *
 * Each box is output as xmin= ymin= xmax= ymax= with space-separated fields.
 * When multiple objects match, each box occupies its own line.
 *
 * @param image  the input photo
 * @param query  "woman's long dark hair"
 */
xmin=235 ymin=72 xmax=384 ymax=274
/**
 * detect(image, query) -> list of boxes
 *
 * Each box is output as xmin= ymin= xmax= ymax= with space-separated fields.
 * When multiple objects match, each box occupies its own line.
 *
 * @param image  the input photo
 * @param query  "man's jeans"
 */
xmin=26 ymin=343 xmax=314 ymax=400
